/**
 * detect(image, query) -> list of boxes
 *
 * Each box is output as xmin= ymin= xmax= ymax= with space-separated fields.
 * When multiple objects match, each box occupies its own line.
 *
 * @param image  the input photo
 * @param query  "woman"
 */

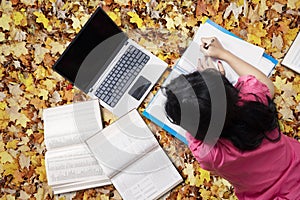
xmin=163 ymin=37 xmax=300 ymax=199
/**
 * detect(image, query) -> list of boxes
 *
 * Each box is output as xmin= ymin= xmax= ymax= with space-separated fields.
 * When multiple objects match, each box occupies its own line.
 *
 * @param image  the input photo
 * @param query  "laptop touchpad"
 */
xmin=128 ymin=76 xmax=151 ymax=101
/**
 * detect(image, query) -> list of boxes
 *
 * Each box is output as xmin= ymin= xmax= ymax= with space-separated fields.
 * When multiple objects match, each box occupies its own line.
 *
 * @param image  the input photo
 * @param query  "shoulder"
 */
xmin=186 ymin=132 xmax=237 ymax=171
xmin=235 ymin=75 xmax=271 ymax=104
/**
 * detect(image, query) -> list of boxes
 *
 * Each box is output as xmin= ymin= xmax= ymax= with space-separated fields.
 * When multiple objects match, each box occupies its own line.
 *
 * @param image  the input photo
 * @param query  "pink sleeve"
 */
xmin=186 ymin=132 xmax=215 ymax=171
xmin=235 ymin=75 xmax=271 ymax=105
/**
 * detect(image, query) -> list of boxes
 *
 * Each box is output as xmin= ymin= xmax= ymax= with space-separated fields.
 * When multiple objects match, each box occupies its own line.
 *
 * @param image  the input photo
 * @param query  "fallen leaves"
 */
xmin=0 ymin=0 xmax=299 ymax=199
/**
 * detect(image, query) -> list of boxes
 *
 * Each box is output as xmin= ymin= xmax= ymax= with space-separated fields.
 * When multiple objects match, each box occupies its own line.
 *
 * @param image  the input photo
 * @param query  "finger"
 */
xmin=197 ymin=58 xmax=204 ymax=71
xmin=200 ymin=57 xmax=208 ymax=69
xmin=207 ymin=57 xmax=215 ymax=68
xmin=217 ymin=61 xmax=225 ymax=75
xmin=201 ymin=37 xmax=214 ymax=44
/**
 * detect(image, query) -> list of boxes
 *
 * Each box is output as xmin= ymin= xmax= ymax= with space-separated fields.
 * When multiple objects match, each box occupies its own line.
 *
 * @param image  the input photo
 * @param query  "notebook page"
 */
xmin=45 ymin=143 xmax=109 ymax=186
xmin=193 ymin=22 xmax=264 ymax=67
xmin=86 ymin=109 xmax=158 ymax=178
xmin=43 ymin=99 xmax=102 ymax=150
xmin=282 ymin=32 xmax=300 ymax=73
xmin=111 ymin=147 xmax=182 ymax=200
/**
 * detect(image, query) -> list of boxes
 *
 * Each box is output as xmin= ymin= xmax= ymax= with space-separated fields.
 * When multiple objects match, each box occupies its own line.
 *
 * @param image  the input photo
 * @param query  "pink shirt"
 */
xmin=186 ymin=75 xmax=300 ymax=199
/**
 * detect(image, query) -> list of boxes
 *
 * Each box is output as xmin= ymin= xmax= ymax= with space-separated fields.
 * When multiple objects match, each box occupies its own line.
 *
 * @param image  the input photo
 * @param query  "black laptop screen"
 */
xmin=53 ymin=7 xmax=127 ymax=92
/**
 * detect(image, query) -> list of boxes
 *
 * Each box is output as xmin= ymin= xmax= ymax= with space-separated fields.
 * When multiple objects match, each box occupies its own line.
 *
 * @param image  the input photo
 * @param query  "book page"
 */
xmin=51 ymin=179 xmax=111 ymax=195
xmin=45 ymin=143 xmax=109 ymax=186
xmin=111 ymin=147 xmax=182 ymax=200
xmin=86 ymin=109 xmax=158 ymax=178
xmin=282 ymin=32 xmax=300 ymax=73
xmin=43 ymin=99 xmax=102 ymax=150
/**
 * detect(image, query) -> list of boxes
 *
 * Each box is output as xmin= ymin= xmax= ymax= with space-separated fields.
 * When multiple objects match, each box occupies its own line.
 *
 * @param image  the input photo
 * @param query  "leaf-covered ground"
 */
xmin=0 ymin=0 xmax=300 ymax=199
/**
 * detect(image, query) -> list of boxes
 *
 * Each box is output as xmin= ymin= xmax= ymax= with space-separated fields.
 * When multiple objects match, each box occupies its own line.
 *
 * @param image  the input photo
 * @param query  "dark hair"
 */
xmin=163 ymin=69 xmax=280 ymax=151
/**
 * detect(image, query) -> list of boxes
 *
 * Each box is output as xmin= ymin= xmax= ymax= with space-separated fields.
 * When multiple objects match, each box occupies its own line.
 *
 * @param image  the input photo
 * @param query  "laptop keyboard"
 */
xmin=94 ymin=45 xmax=150 ymax=107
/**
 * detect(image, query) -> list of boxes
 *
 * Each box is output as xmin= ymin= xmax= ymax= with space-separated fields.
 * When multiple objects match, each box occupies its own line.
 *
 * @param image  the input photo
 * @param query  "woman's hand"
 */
xmin=197 ymin=56 xmax=226 ymax=75
xmin=200 ymin=37 xmax=228 ymax=60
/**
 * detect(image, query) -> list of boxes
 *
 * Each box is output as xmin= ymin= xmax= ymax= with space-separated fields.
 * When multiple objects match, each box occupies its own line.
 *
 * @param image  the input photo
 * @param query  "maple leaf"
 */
xmin=272 ymin=33 xmax=283 ymax=51
xmin=71 ymin=15 xmax=81 ymax=33
xmin=0 ymin=32 xmax=5 ymax=42
xmin=127 ymin=11 xmax=144 ymax=29
xmin=33 ymin=44 xmax=50 ymax=64
xmin=107 ymin=11 xmax=121 ymax=26
xmin=287 ymin=0 xmax=299 ymax=9
xmin=3 ymin=162 xmax=18 ymax=176
xmin=259 ymin=0 xmax=268 ymax=16
xmin=8 ymin=83 xmax=24 ymax=97
xmin=0 ymin=13 xmax=12 ymax=31
xmin=35 ymin=159 xmax=47 ymax=182
xmin=33 ymin=11 xmax=52 ymax=31
xmin=12 ymin=170 xmax=25 ymax=185
xmin=0 ymin=0 xmax=13 ymax=12
xmin=11 ymin=42 xmax=28 ymax=57
xmin=279 ymin=106 xmax=294 ymax=121
xmin=6 ymin=140 xmax=19 ymax=149
xmin=0 ymin=151 xmax=14 ymax=163
xmin=247 ymin=22 xmax=267 ymax=45
xmin=19 ymin=153 xmax=30 ymax=169
xmin=12 ymin=11 xmax=27 ymax=26
xmin=224 ymin=2 xmax=243 ymax=20
xmin=273 ymin=76 xmax=287 ymax=91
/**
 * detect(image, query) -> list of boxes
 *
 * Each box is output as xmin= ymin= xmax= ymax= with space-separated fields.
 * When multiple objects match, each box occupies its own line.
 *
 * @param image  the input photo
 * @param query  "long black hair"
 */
xmin=163 ymin=69 xmax=280 ymax=151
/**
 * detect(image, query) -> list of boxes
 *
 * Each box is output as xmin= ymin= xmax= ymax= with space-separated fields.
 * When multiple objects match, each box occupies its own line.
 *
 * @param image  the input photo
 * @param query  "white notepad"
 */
xmin=282 ymin=32 xmax=300 ymax=74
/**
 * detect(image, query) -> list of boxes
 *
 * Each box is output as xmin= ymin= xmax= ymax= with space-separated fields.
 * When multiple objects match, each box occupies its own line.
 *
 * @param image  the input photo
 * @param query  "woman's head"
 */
xmin=163 ymin=69 xmax=280 ymax=151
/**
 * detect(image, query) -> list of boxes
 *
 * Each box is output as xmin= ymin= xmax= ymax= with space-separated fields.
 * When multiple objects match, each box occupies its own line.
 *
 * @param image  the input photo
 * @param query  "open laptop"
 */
xmin=53 ymin=6 xmax=167 ymax=117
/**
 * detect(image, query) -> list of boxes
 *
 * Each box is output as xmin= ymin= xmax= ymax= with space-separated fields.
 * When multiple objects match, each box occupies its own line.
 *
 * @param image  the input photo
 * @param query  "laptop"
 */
xmin=53 ymin=6 xmax=167 ymax=117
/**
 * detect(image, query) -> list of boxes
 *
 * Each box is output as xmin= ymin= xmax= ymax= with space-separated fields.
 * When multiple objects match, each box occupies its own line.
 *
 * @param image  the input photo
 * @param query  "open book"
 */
xmin=86 ymin=109 xmax=182 ymax=200
xmin=282 ymin=32 xmax=300 ymax=73
xmin=43 ymin=99 xmax=111 ymax=194
xmin=143 ymin=19 xmax=278 ymax=144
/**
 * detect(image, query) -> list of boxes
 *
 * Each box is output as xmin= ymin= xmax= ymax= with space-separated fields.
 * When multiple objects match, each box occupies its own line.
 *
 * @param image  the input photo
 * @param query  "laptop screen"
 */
xmin=53 ymin=7 xmax=127 ymax=92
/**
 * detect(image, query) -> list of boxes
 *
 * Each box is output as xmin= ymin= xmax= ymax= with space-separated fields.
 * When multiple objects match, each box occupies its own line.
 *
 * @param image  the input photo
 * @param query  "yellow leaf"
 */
xmin=18 ymin=73 xmax=35 ymax=92
xmin=71 ymin=15 xmax=81 ymax=33
xmin=16 ymin=112 xmax=30 ymax=127
xmin=6 ymin=140 xmax=19 ymax=149
xmin=33 ymin=44 xmax=49 ymax=64
xmin=107 ymin=11 xmax=121 ymax=26
xmin=3 ymin=162 xmax=18 ymax=176
xmin=0 ymin=110 xmax=9 ymax=129
xmin=273 ymin=76 xmax=287 ymax=91
xmin=0 ymin=13 xmax=12 ymax=31
xmin=127 ymin=12 xmax=144 ymax=28
xmin=33 ymin=65 xmax=47 ymax=80
xmin=165 ymin=16 xmax=175 ymax=30
xmin=287 ymin=0 xmax=300 ymax=9
xmin=11 ymin=42 xmax=28 ymax=57
xmin=0 ymin=151 xmax=14 ymax=163
xmin=0 ymin=0 xmax=13 ymax=12
xmin=0 ymin=102 xmax=7 ymax=110
xmin=247 ymin=22 xmax=267 ymax=45
xmin=33 ymin=11 xmax=51 ymax=31
xmin=38 ymin=89 xmax=49 ymax=100
xmin=49 ymin=41 xmax=65 ymax=55
xmin=259 ymin=0 xmax=267 ymax=16
xmin=0 ymin=32 xmax=5 ymax=42
xmin=35 ymin=159 xmax=46 ymax=182
xmin=12 ymin=11 xmax=26 ymax=26
xmin=41 ymin=79 xmax=57 ymax=91
xmin=173 ymin=15 xmax=183 ymax=27
xmin=199 ymin=167 xmax=211 ymax=183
